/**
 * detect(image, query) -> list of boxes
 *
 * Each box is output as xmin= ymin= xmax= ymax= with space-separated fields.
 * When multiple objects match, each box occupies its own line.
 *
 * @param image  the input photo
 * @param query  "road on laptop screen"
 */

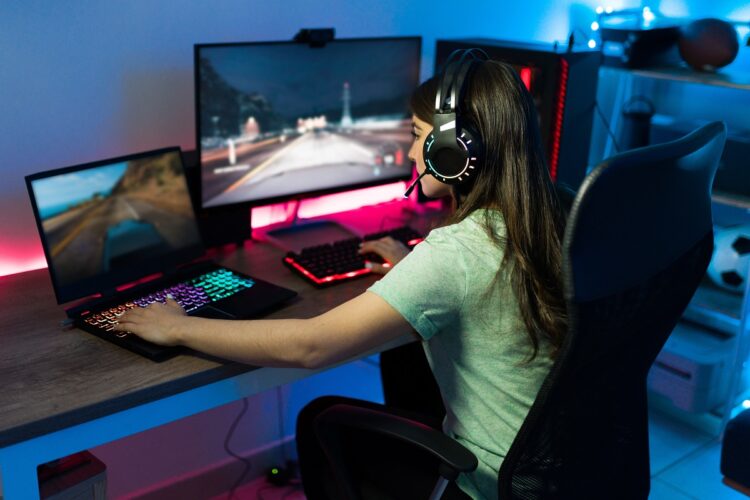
xmin=33 ymin=153 xmax=202 ymax=287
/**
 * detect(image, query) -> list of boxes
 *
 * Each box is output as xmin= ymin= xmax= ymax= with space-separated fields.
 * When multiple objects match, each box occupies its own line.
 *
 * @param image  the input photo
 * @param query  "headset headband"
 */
xmin=434 ymin=49 xmax=489 ymax=114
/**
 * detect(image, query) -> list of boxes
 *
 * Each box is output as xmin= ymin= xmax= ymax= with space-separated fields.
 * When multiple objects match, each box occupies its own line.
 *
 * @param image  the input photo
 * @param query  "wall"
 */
xmin=3 ymin=0 xmax=747 ymax=497
xmin=0 ymin=0 xmax=588 ymax=277
xmin=0 ymin=0 xmax=592 ymax=497
xmin=4 ymin=1 xmax=747 ymax=275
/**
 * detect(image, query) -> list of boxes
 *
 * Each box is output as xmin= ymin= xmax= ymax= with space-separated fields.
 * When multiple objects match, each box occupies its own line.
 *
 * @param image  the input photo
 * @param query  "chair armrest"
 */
xmin=315 ymin=403 xmax=478 ymax=475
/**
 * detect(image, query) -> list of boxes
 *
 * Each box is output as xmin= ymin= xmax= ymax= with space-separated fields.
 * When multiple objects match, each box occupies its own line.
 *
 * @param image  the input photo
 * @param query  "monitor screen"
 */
xmin=195 ymin=37 xmax=421 ymax=209
xmin=26 ymin=147 xmax=204 ymax=303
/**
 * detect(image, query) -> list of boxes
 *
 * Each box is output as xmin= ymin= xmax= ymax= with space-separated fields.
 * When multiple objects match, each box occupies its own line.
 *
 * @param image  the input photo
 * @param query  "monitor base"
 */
xmin=254 ymin=219 xmax=359 ymax=253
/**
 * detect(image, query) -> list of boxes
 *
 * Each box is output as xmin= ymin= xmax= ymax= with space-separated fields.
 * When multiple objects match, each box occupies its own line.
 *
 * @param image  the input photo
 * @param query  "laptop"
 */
xmin=26 ymin=147 xmax=297 ymax=361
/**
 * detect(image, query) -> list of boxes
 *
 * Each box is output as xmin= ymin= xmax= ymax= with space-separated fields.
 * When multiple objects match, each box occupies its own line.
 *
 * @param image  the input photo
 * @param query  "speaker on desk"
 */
xmin=182 ymin=149 xmax=252 ymax=248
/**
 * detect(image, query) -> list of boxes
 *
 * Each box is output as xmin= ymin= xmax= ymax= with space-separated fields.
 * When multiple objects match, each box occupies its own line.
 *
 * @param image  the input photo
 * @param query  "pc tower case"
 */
xmin=435 ymin=38 xmax=601 ymax=190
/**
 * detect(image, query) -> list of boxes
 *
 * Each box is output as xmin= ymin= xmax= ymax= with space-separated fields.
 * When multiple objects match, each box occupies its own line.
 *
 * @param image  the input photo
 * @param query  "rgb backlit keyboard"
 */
xmin=82 ymin=269 xmax=255 ymax=338
xmin=283 ymin=226 xmax=423 ymax=287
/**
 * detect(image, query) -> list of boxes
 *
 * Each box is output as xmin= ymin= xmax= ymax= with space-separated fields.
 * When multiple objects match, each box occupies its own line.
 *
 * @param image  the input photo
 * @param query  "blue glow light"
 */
xmin=591 ymin=21 xmax=600 ymax=31
xmin=642 ymin=7 xmax=656 ymax=23
xmin=588 ymin=39 xmax=597 ymax=49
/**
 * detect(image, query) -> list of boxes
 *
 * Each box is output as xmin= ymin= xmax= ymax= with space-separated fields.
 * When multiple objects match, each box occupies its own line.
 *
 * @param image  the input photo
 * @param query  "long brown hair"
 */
xmin=411 ymin=60 xmax=568 ymax=359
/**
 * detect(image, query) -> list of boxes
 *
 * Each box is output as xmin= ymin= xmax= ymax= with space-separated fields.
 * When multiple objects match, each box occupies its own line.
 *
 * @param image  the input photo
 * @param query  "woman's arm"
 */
xmin=115 ymin=291 xmax=418 ymax=369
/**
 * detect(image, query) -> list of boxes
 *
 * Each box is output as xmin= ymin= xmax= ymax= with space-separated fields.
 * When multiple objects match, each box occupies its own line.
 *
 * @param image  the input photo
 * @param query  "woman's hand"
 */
xmin=114 ymin=297 xmax=188 ymax=346
xmin=358 ymin=237 xmax=410 ymax=275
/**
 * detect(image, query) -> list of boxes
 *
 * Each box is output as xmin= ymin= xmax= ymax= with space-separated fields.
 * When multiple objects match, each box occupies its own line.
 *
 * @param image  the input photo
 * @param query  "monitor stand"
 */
xmin=252 ymin=201 xmax=359 ymax=253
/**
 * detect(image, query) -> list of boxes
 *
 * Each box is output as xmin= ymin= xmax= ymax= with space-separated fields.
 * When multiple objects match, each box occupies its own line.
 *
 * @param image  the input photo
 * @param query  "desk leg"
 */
xmin=0 ymin=457 xmax=40 ymax=500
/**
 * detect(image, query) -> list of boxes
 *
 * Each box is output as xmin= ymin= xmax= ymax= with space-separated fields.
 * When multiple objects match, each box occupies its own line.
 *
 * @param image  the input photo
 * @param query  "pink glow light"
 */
xmin=0 ymin=245 xmax=47 ymax=277
xmin=252 ymin=181 xmax=408 ymax=228
xmin=1 ymin=182 xmax=409 ymax=278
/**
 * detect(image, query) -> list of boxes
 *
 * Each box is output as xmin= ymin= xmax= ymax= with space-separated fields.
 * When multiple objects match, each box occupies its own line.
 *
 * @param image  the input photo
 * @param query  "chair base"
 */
xmin=723 ymin=477 xmax=750 ymax=497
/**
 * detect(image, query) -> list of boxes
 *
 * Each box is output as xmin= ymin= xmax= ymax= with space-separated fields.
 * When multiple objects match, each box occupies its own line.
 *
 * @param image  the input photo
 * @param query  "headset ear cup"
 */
xmin=455 ymin=125 xmax=483 ymax=190
xmin=424 ymin=126 xmax=483 ymax=186
xmin=422 ymin=131 xmax=438 ymax=178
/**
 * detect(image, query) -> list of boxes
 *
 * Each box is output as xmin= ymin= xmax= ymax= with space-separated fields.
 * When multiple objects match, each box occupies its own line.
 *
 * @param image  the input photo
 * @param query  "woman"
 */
xmin=115 ymin=58 xmax=567 ymax=499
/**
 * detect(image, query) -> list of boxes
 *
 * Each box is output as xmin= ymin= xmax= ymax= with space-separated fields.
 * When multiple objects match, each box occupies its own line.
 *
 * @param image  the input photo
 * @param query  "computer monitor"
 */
xmin=194 ymin=37 xmax=421 ymax=211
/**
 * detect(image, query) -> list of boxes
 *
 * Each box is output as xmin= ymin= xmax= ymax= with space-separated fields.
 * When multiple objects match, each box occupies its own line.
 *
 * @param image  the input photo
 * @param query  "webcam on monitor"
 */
xmin=293 ymin=28 xmax=335 ymax=47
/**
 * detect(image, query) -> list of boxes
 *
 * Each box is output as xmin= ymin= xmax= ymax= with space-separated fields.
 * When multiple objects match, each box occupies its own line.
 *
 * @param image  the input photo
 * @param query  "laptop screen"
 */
xmin=26 ymin=147 xmax=205 ymax=304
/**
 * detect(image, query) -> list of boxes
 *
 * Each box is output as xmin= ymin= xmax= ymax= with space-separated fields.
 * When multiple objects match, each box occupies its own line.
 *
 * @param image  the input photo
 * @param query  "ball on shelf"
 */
xmin=678 ymin=18 xmax=739 ymax=71
xmin=708 ymin=225 xmax=750 ymax=294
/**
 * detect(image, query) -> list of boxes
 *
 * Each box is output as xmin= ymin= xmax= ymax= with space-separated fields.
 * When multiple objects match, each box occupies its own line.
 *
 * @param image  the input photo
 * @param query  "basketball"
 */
xmin=678 ymin=18 xmax=739 ymax=71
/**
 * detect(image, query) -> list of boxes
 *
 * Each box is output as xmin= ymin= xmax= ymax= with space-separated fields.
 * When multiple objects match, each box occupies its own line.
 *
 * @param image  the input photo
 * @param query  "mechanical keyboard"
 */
xmin=81 ymin=268 xmax=255 ymax=339
xmin=283 ymin=226 xmax=424 ymax=286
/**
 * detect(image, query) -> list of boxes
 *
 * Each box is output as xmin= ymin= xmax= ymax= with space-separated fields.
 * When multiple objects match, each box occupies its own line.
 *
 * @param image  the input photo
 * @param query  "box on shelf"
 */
xmin=648 ymin=321 xmax=747 ymax=413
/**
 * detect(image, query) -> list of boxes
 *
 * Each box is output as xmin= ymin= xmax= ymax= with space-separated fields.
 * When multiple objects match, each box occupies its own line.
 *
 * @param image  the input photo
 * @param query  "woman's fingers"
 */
xmin=364 ymin=261 xmax=393 ymax=275
xmin=358 ymin=237 xmax=409 ymax=274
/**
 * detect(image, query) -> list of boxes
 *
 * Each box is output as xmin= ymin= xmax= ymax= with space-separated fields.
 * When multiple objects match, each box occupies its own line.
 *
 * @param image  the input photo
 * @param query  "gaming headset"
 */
xmin=404 ymin=48 xmax=489 ymax=198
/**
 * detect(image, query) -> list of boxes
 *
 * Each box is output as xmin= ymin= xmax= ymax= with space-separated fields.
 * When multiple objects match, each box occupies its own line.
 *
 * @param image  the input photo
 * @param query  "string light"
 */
xmin=643 ymin=6 xmax=656 ymax=24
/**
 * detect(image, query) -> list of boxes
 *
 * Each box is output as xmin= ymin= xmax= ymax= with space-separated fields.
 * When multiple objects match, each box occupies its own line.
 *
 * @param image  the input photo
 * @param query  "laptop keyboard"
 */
xmin=82 ymin=268 xmax=255 ymax=338
xmin=283 ymin=225 xmax=423 ymax=286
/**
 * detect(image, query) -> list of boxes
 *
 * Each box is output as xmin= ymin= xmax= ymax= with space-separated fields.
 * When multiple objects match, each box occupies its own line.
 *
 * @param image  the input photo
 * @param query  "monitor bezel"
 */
xmin=25 ymin=146 xmax=206 ymax=305
xmin=193 ymin=36 xmax=422 ymax=211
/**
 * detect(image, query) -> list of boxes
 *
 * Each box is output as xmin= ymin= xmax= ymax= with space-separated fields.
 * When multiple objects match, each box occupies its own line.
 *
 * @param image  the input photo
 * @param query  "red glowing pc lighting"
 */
xmin=284 ymin=257 xmax=373 ymax=285
xmin=519 ymin=67 xmax=532 ymax=91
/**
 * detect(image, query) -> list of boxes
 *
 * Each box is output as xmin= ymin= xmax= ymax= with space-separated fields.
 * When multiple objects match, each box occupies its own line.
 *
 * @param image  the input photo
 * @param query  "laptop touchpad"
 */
xmin=192 ymin=305 xmax=236 ymax=320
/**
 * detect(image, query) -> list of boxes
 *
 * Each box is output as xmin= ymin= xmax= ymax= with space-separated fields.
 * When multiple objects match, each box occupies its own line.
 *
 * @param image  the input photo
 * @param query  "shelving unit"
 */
xmin=592 ymin=64 xmax=750 ymax=166
xmin=630 ymin=65 xmax=750 ymax=90
xmin=644 ymin=200 xmax=750 ymax=437
xmin=593 ymin=63 xmax=750 ymax=436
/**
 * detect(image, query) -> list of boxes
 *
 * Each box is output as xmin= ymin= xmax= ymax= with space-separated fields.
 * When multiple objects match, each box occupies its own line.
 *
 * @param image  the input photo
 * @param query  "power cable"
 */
xmin=225 ymin=397 xmax=253 ymax=500
xmin=595 ymin=101 xmax=621 ymax=154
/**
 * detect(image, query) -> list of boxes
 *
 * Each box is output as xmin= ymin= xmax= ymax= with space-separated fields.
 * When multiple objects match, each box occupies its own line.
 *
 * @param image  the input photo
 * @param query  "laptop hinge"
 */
xmin=64 ymin=288 xmax=118 ymax=320
xmin=63 ymin=260 xmax=217 ymax=320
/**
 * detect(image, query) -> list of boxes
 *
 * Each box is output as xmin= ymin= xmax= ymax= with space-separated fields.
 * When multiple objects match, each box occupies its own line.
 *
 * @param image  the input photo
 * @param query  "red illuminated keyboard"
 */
xmin=283 ymin=226 xmax=424 ymax=286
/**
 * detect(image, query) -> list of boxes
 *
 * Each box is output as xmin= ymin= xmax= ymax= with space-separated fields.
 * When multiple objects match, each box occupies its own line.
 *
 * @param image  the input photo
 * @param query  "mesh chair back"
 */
xmin=498 ymin=122 xmax=727 ymax=499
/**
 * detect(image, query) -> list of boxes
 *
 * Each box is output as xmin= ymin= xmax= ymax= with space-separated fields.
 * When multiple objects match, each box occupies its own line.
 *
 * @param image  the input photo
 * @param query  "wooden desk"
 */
xmin=0 ymin=203 xmax=436 ymax=499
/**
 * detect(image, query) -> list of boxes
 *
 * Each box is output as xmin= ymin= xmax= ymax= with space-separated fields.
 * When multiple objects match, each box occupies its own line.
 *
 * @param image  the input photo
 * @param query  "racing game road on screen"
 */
xmin=197 ymin=40 xmax=419 ymax=207
xmin=31 ymin=151 xmax=202 ymax=288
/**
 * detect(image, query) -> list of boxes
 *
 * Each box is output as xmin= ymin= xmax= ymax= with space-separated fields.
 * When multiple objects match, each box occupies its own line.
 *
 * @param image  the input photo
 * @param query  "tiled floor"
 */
xmin=223 ymin=409 xmax=748 ymax=500
xmin=649 ymin=410 xmax=746 ymax=500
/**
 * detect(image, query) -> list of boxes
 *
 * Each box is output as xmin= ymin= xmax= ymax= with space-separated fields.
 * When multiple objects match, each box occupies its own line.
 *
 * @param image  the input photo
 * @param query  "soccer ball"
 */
xmin=707 ymin=225 xmax=750 ymax=294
